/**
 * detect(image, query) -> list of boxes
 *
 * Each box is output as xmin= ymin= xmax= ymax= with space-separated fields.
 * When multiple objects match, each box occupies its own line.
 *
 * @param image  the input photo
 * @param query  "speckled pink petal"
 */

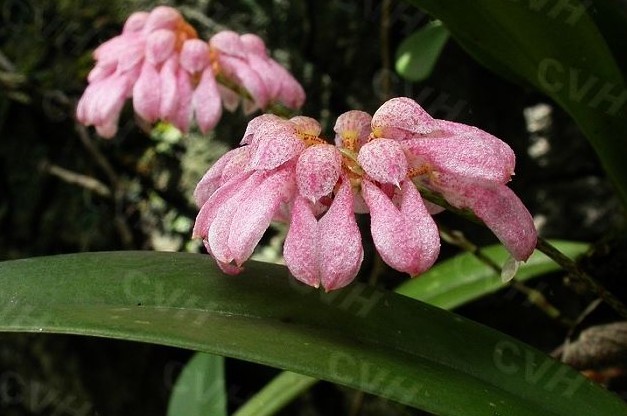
xmin=242 ymin=98 xmax=259 ymax=115
xmin=207 ymin=173 xmax=265 ymax=263
xmin=358 ymin=139 xmax=408 ymax=186
xmin=117 ymin=36 xmax=147 ymax=73
xmin=228 ymin=58 xmax=269 ymax=109
xmin=401 ymin=119 xmax=515 ymax=183
xmin=215 ymin=258 xmax=243 ymax=275
xmin=284 ymin=196 xmax=320 ymax=287
xmin=247 ymin=54 xmax=281 ymax=98
xmin=333 ymin=110 xmax=372 ymax=148
xmin=435 ymin=174 xmax=537 ymax=261
xmin=371 ymin=97 xmax=437 ymax=139
xmin=193 ymin=67 xmax=222 ymax=133
xmin=159 ymin=57 xmax=178 ymax=119
xmin=290 ymin=116 xmax=321 ymax=137
xmin=172 ymin=68 xmax=193 ymax=132
xmin=318 ymin=179 xmax=363 ymax=291
xmin=146 ymin=29 xmax=176 ymax=64
xmin=77 ymin=73 xmax=129 ymax=128
xmin=133 ymin=61 xmax=161 ymax=122
xmin=180 ymin=39 xmax=210 ymax=73
xmin=123 ymin=12 xmax=149 ymax=33
xmin=423 ymin=200 xmax=445 ymax=215
xmin=87 ymin=61 xmax=116 ymax=83
xmin=296 ymin=144 xmax=342 ymax=202
xmin=93 ymin=33 xmax=145 ymax=73
xmin=221 ymin=146 xmax=252 ymax=182
xmin=192 ymin=172 xmax=252 ymax=238
xmin=144 ymin=6 xmax=181 ymax=32
xmin=228 ymin=166 xmax=296 ymax=266
xmin=193 ymin=148 xmax=243 ymax=207
xmin=92 ymin=36 xmax=122 ymax=62
xmin=273 ymin=63 xmax=305 ymax=109
xmin=218 ymin=85 xmax=240 ymax=112
xmin=279 ymin=80 xmax=306 ymax=109
xmin=202 ymin=237 xmax=243 ymax=275
xmin=240 ymin=33 xmax=267 ymax=56
xmin=284 ymin=180 xmax=363 ymax=290
xmin=362 ymin=179 xmax=440 ymax=276
xmin=248 ymin=121 xmax=304 ymax=170
xmin=209 ymin=31 xmax=246 ymax=59
xmin=95 ymin=117 xmax=119 ymax=138
xmin=241 ymin=114 xmax=284 ymax=145
xmin=352 ymin=190 xmax=369 ymax=214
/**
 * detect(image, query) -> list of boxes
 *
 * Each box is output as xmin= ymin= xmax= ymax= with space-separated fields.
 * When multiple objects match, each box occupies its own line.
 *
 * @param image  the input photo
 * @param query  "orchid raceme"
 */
xmin=76 ymin=6 xmax=305 ymax=138
xmin=193 ymin=97 xmax=537 ymax=291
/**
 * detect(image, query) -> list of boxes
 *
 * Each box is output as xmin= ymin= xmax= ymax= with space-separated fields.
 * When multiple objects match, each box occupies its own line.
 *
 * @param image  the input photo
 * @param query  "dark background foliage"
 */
xmin=0 ymin=0 xmax=624 ymax=414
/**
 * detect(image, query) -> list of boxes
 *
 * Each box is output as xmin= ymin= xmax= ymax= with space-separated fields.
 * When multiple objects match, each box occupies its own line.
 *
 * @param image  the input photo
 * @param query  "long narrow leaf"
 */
xmin=396 ymin=241 xmax=589 ymax=309
xmin=0 ymin=252 xmax=625 ymax=416
xmin=167 ymin=352 xmax=227 ymax=416
xmin=232 ymin=371 xmax=317 ymax=416
xmin=241 ymin=241 xmax=589 ymax=414
xmin=396 ymin=21 xmax=450 ymax=82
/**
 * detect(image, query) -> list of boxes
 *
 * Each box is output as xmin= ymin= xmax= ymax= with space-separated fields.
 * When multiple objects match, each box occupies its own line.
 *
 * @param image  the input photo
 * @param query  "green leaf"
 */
xmin=404 ymin=0 xmax=627 ymax=207
xmin=0 ymin=252 xmax=625 ymax=416
xmin=232 ymin=371 xmax=317 ymax=416
xmin=241 ymin=240 xmax=589 ymax=414
xmin=167 ymin=352 xmax=227 ymax=416
xmin=395 ymin=21 xmax=450 ymax=82
xmin=396 ymin=241 xmax=589 ymax=310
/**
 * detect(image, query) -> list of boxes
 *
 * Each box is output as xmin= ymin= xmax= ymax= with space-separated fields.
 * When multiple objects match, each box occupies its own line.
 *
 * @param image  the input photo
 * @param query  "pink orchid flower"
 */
xmin=368 ymin=97 xmax=537 ymax=261
xmin=284 ymin=178 xmax=363 ymax=290
xmin=77 ymin=7 xmax=305 ymax=138
xmin=193 ymin=116 xmax=315 ymax=273
xmin=334 ymin=110 xmax=440 ymax=276
xmin=209 ymin=31 xmax=305 ymax=113
xmin=193 ymin=97 xmax=537 ymax=291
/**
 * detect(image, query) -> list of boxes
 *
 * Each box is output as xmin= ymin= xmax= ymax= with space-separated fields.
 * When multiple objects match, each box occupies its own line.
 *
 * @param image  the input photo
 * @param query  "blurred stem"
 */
xmin=419 ymin=186 xmax=627 ymax=320
xmin=349 ymin=391 xmax=365 ymax=416
xmin=536 ymin=239 xmax=627 ymax=319
xmin=439 ymin=225 xmax=574 ymax=327
xmin=75 ymin=123 xmax=134 ymax=248
xmin=39 ymin=160 xmax=111 ymax=197
xmin=231 ymin=371 xmax=317 ymax=416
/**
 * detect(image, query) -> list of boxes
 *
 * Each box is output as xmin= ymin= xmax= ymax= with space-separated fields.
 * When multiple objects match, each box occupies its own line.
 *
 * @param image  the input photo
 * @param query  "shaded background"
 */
xmin=0 ymin=0 xmax=624 ymax=414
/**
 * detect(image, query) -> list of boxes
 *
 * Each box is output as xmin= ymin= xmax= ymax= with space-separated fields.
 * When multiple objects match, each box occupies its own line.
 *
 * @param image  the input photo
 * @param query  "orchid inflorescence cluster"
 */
xmin=77 ymin=6 xmax=304 ymax=138
xmin=192 ymin=98 xmax=537 ymax=291
xmin=78 ymin=6 xmax=537 ymax=292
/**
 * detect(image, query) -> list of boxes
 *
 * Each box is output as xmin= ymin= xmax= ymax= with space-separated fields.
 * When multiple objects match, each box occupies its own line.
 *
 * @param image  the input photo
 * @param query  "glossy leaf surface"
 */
xmin=0 ymin=252 xmax=624 ymax=416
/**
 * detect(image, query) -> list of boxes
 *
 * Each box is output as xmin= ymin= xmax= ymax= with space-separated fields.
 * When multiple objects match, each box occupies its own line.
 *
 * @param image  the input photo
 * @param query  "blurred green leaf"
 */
xmin=405 ymin=0 xmax=627 ymax=207
xmin=0 ymin=252 xmax=625 ymax=416
xmin=167 ymin=352 xmax=227 ymax=416
xmin=395 ymin=21 xmax=450 ymax=82
xmin=232 ymin=371 xmax=317 ymax=416
xmin=397 ymin=241 xmax=589 ymax=310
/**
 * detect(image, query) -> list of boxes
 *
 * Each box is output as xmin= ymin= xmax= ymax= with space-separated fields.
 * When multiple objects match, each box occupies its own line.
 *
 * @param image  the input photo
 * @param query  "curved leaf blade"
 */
xmin=0 ymin=252 xmax=624 ymax=416
xmin=232 ymin=371 xmax=317 ymax=416
xmin=167 ymin=352 xmax=227 ymax=416
xmin=395 ymin=21 xmax=450 ymax=82
xmin=397 ymin=241 xmax=589 ymax=309
xmin=250 ymin=240 xmax=589 ymax=414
